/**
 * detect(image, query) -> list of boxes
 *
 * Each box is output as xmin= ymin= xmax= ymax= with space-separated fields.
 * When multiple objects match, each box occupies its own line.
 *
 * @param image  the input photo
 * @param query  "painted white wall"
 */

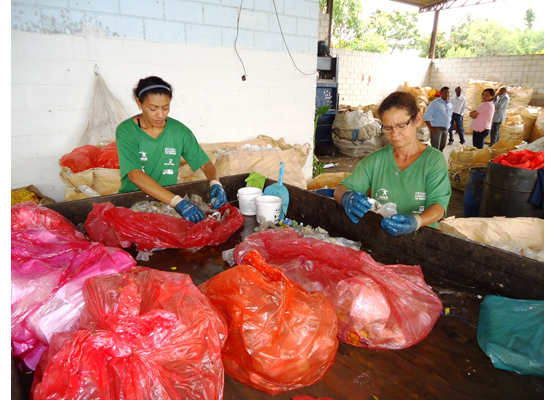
xmin=11 ymin=0 xmax=320 ymax=202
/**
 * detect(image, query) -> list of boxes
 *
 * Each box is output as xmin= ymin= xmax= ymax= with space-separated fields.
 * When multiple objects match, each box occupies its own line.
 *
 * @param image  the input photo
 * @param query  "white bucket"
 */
xmin=255 ymin=195 xmax=283 ymax=224
xmin=237 ymin=187 xmax=263 ymax=216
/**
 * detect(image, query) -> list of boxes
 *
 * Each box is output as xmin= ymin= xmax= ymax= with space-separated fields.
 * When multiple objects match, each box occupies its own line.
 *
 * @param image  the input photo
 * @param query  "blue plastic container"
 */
xmin=463 ymin=167 xmax=487 ymax=217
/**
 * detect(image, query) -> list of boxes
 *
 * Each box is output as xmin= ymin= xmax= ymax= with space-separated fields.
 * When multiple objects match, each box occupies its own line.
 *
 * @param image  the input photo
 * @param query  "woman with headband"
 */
xmin=115 ymin=76 xmax=227 ymax=223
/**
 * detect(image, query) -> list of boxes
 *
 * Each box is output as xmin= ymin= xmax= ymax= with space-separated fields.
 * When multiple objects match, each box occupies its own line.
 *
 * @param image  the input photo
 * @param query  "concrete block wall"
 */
xmin=11 ymin=0 xmax=320 ymax=201
xmin=428 ymin=54 xmax=544 ymax=106
xmin=318 ymin=12 xmax=329 ymax=42
xmin=331 ymin=48 xmax=431 ymax=107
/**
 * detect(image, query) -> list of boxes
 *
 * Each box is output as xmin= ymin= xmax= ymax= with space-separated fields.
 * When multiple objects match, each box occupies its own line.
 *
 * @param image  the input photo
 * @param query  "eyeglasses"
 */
xmin=381 ymin=117 xmax=413 ymax=134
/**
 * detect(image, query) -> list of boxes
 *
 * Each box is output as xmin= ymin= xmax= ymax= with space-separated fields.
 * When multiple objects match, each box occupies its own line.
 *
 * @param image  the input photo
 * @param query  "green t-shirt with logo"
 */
xmin=340 ymin=144 xmax=451 ymax=229
xmin=116 ymin=117 xmax=210 ymax=193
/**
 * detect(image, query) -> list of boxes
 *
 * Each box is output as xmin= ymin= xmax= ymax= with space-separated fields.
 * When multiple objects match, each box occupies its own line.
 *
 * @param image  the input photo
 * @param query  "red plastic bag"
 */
xmin=32 ymin=267 xmax=227 ymax=400
xmin=11 ymin=204 xmax=136 ymax=371
xmin=199 ymin=250 xmax=338 ymax=395
xmin=95 ymin=142 xmax=119 ymax=169
xmin=492 ymin=150 xmax=544 ymax=170
xmin=11 ymin=201 xmax=85 ymax=239
xmin=234 ymin=229 xmax=443 ymax=350
xmin=59 ymin=145 xmax=100 ymax=173
xmin=85 ymin=202 xmax=245 ymax=251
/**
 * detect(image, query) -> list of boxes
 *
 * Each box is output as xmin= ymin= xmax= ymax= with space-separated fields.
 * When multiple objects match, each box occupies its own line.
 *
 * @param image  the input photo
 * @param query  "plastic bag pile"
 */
xmin=59 ymin=142 xmax=119 ymax=173
xmin=492 ymin=149 xmax=544 ymax=170
xmin=234 ymin=229 xmax=443 ymax=350
xmin=85 ymin=202 xmax=245 ymax=251
xmin=11 ymin=202 xmax=136 ymax=371
xmin=32 ymin=267 xmax=227 ymax=400
xmin=199 ymin=250 xmax=338 ymax=395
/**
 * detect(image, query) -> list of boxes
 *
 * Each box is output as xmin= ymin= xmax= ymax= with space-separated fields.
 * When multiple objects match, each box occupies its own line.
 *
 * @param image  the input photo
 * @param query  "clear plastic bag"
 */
xmin=32 ymin=267 xmax=227 ymax=400
xmin=234 ymin=229 xmax=443 ymax=350
xmin=77 ymin=72 xmax=129 ymax=147
xmin=199 ymin=250 xmax=338 ymax=395
xmin=11 ymin=203 xmax=136 ymax=371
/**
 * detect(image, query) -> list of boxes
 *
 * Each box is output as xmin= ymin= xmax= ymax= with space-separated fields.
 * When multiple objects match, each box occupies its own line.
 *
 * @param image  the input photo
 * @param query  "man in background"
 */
xmin=490 ymin=87 xmax=510 ymax=146
xmin=424 ymin=87 xmax=453 ymax=152
xmin=448 ymin=86 xmax=466 ymax=145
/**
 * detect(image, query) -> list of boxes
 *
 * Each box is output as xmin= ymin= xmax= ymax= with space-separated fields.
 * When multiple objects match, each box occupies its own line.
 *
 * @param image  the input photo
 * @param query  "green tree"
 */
xmin=320 ymin=0 xmax=368 ymax=47
xmin=466 ymin=19 xmax=519 ymax=57
xmin=524 ymin=8 xmax=536 ymax=29
xmin=372 ymin=10 xmax=422 ymax=54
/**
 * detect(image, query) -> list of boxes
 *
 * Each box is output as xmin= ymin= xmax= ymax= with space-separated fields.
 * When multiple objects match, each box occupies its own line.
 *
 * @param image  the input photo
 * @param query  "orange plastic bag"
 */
xmin=95 ymin=142 xmax=119 ymax=169
xmin=59 ymin=145 xmax=100 ymax=173
xmin=234 ymin=229 xmax=443 ymax=350
xmin=492 ymin=149 xmax=544 ymax=170
xmin=32 ymin=267 xmax=227 ymax=400
xmin=199 ymin=250 xmax=338 ymax=395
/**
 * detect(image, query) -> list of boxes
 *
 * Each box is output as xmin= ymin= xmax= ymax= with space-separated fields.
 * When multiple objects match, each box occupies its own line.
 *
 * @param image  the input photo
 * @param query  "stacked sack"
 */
xmin=332 ymin=105 xmax=384 ymax=157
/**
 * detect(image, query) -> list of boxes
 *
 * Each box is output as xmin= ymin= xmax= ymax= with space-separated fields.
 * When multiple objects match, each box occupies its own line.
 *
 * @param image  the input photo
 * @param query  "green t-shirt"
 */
xmin=340 ymin=144 xmax=451 ymax=229
xmin=116 ymin=117 xmax=210 ymax=193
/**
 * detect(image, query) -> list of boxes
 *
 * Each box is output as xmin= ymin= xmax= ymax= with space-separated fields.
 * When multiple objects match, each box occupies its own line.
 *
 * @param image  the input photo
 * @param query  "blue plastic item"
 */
xmin=381 ymin=214 xmax=419 ymax=236
xmin=477 ymin=295 xmax=544 ymax=376
xmin=175 ymin=199 xmax=205 ymax=223
xmin=210 ymin=183 xmax=227 ymax=209
xmin=340 ymin=191 xmax=371 ymax=224
xmin=263 ymin=162 xmax=289 ymax=220
xmin=313 ymin=188 xmax=335 ymax=197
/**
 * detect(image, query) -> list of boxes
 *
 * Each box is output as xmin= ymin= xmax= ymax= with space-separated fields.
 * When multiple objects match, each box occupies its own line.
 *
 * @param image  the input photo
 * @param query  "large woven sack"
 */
xmin=60 ymin=167 xmax=121 ymax=201
xmin=507 ymin=86 xmax=534 ymax=109
xmin=177 ymin=135 xmax=310 ymax=188
xmin=403 ymin=82 xmax=431 ymax=108
xmin=332 ymin=133 xmax=384 ymax=157
xmin=530 ymin=110 xmax=544 ymax=142
xmin=332 ymin=110 xmax=381 ymax=141
xmin=466 ymin=79 xmax=501 ymax=113
xmin=520 ymin=106 xmax=542 ymax=139
xmin=485 ymin=111 xmax=525 ymax=144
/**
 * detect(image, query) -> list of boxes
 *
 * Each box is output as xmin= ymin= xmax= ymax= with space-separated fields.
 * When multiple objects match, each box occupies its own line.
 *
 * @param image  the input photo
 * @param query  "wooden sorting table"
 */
xmin=15 ymin=174 xmax=543 ymax=400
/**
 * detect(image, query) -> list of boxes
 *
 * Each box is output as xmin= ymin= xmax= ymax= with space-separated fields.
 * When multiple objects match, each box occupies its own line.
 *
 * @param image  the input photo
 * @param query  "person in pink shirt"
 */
xmin=469 ymin=88 xmax=495 ymax=149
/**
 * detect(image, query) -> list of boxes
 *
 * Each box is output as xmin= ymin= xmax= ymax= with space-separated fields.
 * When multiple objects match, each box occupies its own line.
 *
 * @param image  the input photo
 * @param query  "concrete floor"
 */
xmin=316 ymin=132 xmax=475 ymax=219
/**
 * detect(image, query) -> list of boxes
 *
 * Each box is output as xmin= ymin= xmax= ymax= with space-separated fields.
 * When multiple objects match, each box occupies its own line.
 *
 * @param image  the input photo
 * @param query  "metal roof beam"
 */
xmin=419 ymin=0 xmax=501 ymax=13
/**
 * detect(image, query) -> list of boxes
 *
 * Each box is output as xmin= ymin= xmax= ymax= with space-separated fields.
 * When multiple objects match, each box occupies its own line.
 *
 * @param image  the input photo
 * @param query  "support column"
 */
xmin=428 ymin=10 xmax=440 ymax=59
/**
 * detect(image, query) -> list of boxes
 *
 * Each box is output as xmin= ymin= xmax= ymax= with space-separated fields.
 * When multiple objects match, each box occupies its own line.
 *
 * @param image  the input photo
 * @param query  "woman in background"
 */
xmin=469 ymin=88 xmax=496 ymax=149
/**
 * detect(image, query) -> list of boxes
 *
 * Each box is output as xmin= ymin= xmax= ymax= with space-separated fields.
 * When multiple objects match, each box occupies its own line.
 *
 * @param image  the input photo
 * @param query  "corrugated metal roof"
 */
xmin=388 ymin=0 xmax=502 ymax=13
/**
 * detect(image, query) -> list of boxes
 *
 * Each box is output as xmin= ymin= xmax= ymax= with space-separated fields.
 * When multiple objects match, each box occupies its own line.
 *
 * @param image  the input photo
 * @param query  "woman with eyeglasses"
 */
xmin=116 ymin=76 xmax=227 ymax=223
xmin=333 ymin=91 xmax=451 ymax=236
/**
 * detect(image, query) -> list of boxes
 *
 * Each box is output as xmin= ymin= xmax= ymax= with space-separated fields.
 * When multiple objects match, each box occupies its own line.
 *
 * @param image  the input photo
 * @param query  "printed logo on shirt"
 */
xmin=165 ymin=148 xmax=176 ymax=155
xmin=139 ymin=151 xmax=148 ymax=161
xmin=375 ymin=188 xmax=389 ymax=201
xmin=419 ymin=206 xmax=425 ymax=213
xmin=162 ymin=169 xmax=174 ymax=175
xmin=164 ymin=159 xmax=175 ymax=166
xmin=415 ymin=192 xmax=426 ymax=201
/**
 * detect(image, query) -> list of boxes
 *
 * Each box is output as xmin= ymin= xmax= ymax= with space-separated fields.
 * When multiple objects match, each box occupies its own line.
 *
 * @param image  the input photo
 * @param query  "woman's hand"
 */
xmin=469 ymin=110 xmax=479 ymax=119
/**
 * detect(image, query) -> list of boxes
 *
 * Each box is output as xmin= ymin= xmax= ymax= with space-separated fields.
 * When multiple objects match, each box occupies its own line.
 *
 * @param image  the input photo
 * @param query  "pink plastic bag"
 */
xmin=11 ymin=203 xmax=136 ymax=371
xmin=85 ymin=202 xmax=245 ymax=251
xmin=32 ymin=267 xmax=227 ymax=400
xmin=199 ymin=250 xmax=338 ymax=395
xmin=234 ymin=229 xmax=443 ymax=350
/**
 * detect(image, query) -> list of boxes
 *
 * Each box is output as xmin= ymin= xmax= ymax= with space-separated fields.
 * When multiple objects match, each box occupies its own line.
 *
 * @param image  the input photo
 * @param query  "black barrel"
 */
xmin=479 ymin=161 xmax=543 ymax=218
xmin=463 ymin=167 xmax=487 ymax=217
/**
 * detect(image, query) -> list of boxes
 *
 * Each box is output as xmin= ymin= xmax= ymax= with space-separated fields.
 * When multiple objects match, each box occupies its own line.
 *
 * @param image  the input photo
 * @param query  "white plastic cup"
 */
xmin=255 ymin=195 xmax=283 ymax=224
xmin=237 ymin=187 xmax=263 ymax=216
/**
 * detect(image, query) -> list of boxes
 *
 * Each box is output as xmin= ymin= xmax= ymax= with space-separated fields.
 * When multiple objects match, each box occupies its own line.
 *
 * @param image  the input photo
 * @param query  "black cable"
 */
xmin=272 ymin=0 xmax=317 ymax=76
xmin=234 ymin=0 xmax=247 ymax=81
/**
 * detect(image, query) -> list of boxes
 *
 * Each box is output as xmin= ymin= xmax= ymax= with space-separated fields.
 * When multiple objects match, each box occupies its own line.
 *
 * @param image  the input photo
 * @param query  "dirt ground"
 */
xmin=315 ymin=133 xmax=475 ymax=219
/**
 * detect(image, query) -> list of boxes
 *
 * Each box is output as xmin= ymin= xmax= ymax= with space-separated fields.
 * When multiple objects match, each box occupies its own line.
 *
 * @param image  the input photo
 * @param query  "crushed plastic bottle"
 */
xmin=368 ymin=198 xmax=397 ymax=219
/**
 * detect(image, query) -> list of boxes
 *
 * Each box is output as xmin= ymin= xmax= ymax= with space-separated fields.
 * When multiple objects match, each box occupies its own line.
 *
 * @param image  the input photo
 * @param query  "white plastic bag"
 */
xmin=78 ymin=72 xmax=129 ymax=146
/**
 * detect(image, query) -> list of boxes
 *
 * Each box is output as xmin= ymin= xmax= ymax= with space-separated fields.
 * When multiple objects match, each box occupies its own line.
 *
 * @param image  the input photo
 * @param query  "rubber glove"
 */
xmin=209 ymin=181 xmax=227 ymax=209
xmin=175 ymin=199 xmax=205 ymax=223
xmin=381 ymin=214 xmax=421 ymax=236
xmin=341 ymin=191 xmax=372 ymax=224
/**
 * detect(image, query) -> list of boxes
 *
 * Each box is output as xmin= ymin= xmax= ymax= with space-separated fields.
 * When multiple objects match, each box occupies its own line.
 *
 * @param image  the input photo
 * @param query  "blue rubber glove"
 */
xmin=381 ymin=214 xmax=420 ymax=236
xmin=209 ymin=182 xmax=227 ymax=209
xmin=341 ymin=191 xmax=372 ymax=224
xmin=175 ymin=199 xmax=205 ymax=223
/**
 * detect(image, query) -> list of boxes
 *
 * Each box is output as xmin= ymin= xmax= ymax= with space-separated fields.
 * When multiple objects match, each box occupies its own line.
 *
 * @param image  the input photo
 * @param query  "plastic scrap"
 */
xmin=94 ymin=142 xmax=119 ymax=169
xmin=234 ymin=229 xmax=443 ymax=350
xmin=245 ymin=171 xmax=267 ymax=189
xmin=11 ymin=202 xmax=136 ymax=371
xmin=32 ymin=266 xmax=227 ymax=400
xmin=199 ymin=250 xmax=338 ymax=395
xmin=368 ymin=198 xmax=397 ymax=219
xmin=477 ymin=295 xmax=543 ymax=376
xmin=263 ymin=161 xmax=289 ymax=219
xmin=491 ymin=149 xmax=544 ymax=170
xmin=85 ymin=202 xmax=244 ymax=251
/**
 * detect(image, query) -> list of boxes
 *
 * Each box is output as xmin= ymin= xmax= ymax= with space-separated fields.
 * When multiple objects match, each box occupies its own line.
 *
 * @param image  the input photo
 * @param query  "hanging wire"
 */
xmin=234 ymin=0 xmax=247 ymax=81
xmin=272 ymin=0 xmax=317 ymax=76
xmin=441 ymin=308 xmax=478 ymax=329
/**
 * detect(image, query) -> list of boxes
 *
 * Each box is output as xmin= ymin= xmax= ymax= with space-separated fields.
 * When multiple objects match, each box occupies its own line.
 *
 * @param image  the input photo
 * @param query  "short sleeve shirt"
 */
xmin=340 ymin=145 xmax=451 ymax=229
xmin=470 ymin=102 xmax=495 ymax=132
xmin=116 ymin=117 xmax=210 ymax=193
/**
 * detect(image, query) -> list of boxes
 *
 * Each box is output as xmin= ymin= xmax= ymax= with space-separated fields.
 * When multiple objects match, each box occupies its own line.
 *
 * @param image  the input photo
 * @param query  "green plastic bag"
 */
xmin=245 ymin=172 xmax=266 ymax=190
xmin=477 ymin=295 xmax=544 ymax=376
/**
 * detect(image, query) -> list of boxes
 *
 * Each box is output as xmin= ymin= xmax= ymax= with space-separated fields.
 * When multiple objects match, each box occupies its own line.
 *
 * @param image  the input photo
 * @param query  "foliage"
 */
xmin=371 ymin=10 xmax=421 ymax=54
xmin=524 ymin=8 xmax=535 ymax=30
